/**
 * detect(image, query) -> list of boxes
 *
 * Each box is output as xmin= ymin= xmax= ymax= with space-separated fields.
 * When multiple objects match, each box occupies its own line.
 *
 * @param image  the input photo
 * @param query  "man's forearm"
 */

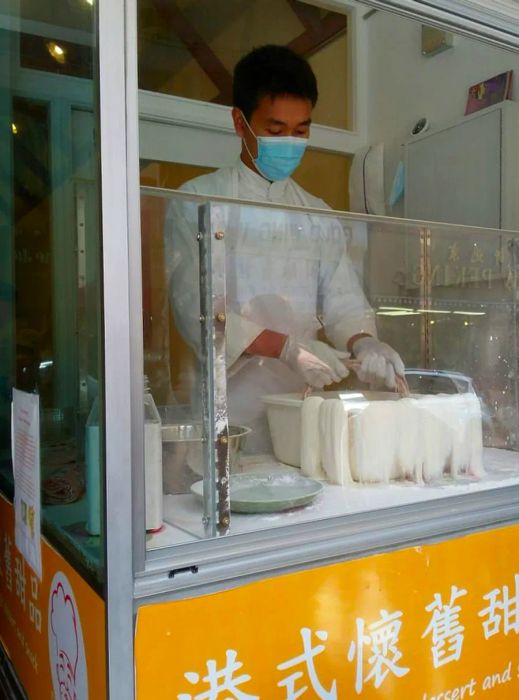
xmin=245 ymin=329 xmax=287 ymax=358
xmin=245 ymin=329 xmax=374 ymax=358
xmin=347 ymin=332 xmax=373 ymax=354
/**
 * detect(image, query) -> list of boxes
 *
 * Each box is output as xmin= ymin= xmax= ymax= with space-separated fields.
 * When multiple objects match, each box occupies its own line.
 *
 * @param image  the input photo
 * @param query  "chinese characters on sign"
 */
xmin=348 ymin=611 xmax=409 ymax=693
xmin=178 ymin=649 xmax=259 ymax=700
xmin=0 ymin=494 xmax=107 ymax=699
xmin=422 ymin=585 xmax=467 ymax=667
xmin=176 ymin=575 xmax=519 ymax=698
xmin=0 ymin=537 xmax=42 ymax=636
xmin=407 ymin=238 xmax=519 ymax=290
xmin=278 ymin=628 xmax=337 ymax=700
xmin=479 ymin=573 xmax=519 ymax=638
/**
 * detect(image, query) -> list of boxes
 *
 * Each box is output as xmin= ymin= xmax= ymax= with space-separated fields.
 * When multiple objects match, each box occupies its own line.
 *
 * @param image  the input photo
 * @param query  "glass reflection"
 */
xmin=0 ymin=0 xmax=104 ymax=586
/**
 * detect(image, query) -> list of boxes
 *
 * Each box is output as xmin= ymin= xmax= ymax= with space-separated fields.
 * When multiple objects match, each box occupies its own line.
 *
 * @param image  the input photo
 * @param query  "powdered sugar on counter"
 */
xmin=158 ymin=448 xmax=519 ymax=542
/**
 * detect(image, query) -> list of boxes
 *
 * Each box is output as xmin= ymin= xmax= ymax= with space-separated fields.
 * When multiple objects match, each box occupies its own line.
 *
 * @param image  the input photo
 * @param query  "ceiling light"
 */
xmin=378 ymin=306 xmax=411 ymax=311
xmin=455 ymin=311 xmax=486 ymax=316
xmin=417 ymin=309 xmax=450 ymax=314
xmin=85 ymin=0 xmax=94 ymax=5
xmin=11 ymin=123 xmax=17 ymax=135
xmin=47 ymin=41 xmax=66 ymax=63
xmin=376 ymin=310 xmax=421 ymax=316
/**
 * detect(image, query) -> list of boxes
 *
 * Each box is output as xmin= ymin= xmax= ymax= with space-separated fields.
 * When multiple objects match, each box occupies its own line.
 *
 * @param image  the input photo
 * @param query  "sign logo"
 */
xmin=48 ymin=571 xmax=88 ymax=700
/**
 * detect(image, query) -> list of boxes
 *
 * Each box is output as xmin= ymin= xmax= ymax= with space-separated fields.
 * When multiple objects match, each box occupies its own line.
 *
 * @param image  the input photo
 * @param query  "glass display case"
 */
xmin=5 ymin=0 xmax=519 ymax=698
xmin=140 ymin=187 xmax=519 ymax=550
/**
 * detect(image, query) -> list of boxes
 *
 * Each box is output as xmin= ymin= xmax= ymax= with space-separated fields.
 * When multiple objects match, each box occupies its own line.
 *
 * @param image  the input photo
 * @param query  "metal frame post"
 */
xmin=0 ymin=27 xmax=15 ymax=461
xmin=419 ymin=227 xmax=433 ymax=368
xmin=198 ymin=203 xmax=230 ymax=536
xmin=99 ymin=0 xmax=143 ymax=696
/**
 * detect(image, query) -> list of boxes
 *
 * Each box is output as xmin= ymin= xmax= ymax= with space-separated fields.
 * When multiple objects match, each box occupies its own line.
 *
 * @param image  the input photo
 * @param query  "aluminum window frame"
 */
xmin=315 ymin=0 xmax=519 ymax=50
xmin=99 ymin=0 xmax=141 ymax=697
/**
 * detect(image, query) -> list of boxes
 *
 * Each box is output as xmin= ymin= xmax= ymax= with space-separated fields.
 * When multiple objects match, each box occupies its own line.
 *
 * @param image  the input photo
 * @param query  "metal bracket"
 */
xmin=198 ymin=205 xmax=230 ymax=537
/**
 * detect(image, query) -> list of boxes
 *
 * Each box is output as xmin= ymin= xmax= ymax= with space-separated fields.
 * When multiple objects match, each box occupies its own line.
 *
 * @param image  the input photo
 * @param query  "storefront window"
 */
xmin=0 ymin=1 xmax=104 ymax=587
xmin=135 ymin=4 xmax=519 ymax=559
xmin=140 ymin=189 xmax=519 ymax=549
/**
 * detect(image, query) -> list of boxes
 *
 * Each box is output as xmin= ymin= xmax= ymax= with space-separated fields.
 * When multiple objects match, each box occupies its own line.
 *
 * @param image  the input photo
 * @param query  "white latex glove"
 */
xmin=352 ymin=336 xmax=405 ymax=390
xmin=280 ymin=337 xmax=350 ymax=389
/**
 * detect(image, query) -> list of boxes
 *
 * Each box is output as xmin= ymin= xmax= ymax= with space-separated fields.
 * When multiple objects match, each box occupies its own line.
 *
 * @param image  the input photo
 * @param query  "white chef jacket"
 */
xmin=166 ymin=159 xmax=376 ymax=452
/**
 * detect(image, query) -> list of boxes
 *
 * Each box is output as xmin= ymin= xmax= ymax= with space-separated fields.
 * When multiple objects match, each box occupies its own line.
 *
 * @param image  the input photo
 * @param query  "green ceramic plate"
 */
xmin=190 ymin=472 xmax=323 ymax=514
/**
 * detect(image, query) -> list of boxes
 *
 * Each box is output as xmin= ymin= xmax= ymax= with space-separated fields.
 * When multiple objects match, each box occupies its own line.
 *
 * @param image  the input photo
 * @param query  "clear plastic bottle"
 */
xmin=143 ymin=378 xmax=163 ymax=531
xmin=85 ymin=377 xmax=163 ymax=536
xmin=85 ymin=397 xmax=100 ymax=535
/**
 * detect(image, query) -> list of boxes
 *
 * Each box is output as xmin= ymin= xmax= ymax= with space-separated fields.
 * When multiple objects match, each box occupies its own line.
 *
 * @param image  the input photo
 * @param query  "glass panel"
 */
xmin=141 ymin=190 xmax=207 ymax=545
xmin=0 ymin=2 xmax=105 ymax=587
xmin=142 ymin=189 xmax=519 ymax=551
xmin=137 ymin=0 xmax=351 ymax=130
xmin=427 ymin=228 xmax=518 ymax=450
xmin=135 ymin=7 xmax=519 ymax=555
xmin=140 ymin=151 xmax=352 ymax=218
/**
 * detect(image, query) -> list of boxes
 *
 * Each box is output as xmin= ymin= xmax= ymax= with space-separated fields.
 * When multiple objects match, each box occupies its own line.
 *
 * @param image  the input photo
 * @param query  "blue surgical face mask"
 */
xmin=241 ymin=112 xmax=308 ymax=181
xmin=388 ymin=160 xmax=405 ymax=208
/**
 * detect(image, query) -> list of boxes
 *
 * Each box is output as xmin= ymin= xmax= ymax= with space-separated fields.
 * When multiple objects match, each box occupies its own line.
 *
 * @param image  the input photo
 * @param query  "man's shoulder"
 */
xmin=179 ymin=167 xmax=234 ymax=197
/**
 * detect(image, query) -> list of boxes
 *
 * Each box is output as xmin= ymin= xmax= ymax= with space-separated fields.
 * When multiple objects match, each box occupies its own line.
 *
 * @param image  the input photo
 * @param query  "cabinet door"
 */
xmin=405 ymin=108 xmax=501 ymax=228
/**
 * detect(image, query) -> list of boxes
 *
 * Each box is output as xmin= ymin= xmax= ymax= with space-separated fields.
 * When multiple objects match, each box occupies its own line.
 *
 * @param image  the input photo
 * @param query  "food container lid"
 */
xmin=261 ymin=393 xmax=305 ymax=407
xmin=262 ymin=390 xmax=403 ymax=408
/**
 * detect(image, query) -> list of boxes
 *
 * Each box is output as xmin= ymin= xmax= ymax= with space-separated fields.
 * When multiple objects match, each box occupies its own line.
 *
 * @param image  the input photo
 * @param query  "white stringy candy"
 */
xmin=349 ymin=402 xmax=398 ymax=483
xmin=319 ymin=399 xmax=352 ymax=486
xmin=395 ymin=398 xmax=423 ymax=482
xmin=302 ymin=392 xmax=484 ymax=485
xmin=300 ymin=396 xmax=326 ymax=479
xmin=418 ymin=396 xmax=450 ymax=482
xmin=466 ymin=394 xmax=484 ymax=478
xmin=445 ymin=394 xmax=471 ymax=477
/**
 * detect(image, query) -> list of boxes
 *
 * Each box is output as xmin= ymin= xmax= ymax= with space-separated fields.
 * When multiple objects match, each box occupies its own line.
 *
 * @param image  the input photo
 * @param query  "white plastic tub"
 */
xmin=262 ymin=391 xmax=484 ymax=485
xmin=262 ymin=391 xmax=394 ymax=466
xmin=262 ymin=393 xmax=306 ymax=466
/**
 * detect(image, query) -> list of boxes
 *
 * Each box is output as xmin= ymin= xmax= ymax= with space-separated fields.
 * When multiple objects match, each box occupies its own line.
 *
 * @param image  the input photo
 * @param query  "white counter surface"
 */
xmin=148 ymin=447 xmax=519 ymax=549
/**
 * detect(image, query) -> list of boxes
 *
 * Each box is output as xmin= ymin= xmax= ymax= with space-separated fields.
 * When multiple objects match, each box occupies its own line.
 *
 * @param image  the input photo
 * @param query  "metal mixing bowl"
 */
xmin=161 ymin=423 xmax=251 ymax=494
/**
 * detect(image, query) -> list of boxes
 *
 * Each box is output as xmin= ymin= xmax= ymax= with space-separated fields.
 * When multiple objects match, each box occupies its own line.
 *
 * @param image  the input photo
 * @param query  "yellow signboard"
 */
xmin=0 ymin=493 xmax=106 ymax=699
xmin=136 ymin=524 xmax=519 ymax=699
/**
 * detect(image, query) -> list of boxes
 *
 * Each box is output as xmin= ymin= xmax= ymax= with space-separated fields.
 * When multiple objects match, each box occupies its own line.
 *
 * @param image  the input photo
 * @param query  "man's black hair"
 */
xmin=233 ymin=45 xmax=318 ymax=120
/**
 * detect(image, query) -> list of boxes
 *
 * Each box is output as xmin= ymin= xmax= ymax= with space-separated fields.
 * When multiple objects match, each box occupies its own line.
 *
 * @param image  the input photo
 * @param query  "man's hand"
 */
xmin=352 ymin=336 xmax=405 ymax=390
xmin=280 ymin=337 xmax=349 ymax=388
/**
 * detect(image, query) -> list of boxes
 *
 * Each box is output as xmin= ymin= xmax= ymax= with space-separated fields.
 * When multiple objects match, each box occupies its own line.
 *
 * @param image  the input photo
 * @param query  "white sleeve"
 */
xmin=165 ymin=197 xmax=263 ymax=368
xmin=318 ymin=217 xmax=377 ymax=349
xmin=225 ymin=313 xmax=264 ymax=367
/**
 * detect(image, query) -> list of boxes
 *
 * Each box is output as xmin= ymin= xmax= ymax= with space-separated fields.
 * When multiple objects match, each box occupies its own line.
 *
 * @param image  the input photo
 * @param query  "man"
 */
xmin=167 ymin=45 xmax=404 ymax=452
